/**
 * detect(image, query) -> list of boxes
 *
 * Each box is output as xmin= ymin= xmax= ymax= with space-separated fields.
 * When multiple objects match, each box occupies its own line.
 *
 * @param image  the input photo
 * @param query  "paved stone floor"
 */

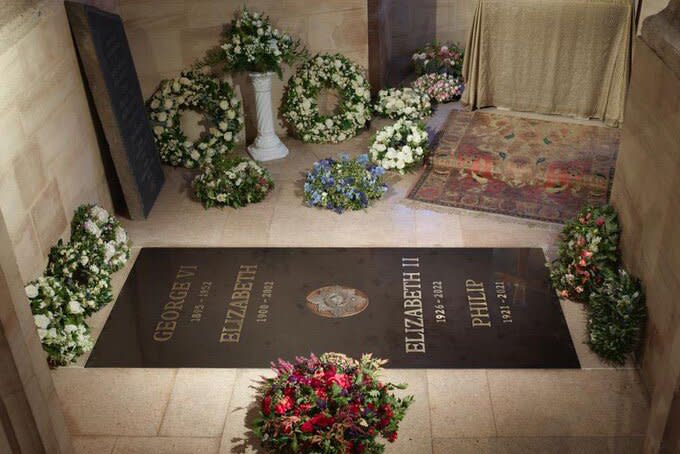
xmin=53 ymin=110 xmax=649 ymax=453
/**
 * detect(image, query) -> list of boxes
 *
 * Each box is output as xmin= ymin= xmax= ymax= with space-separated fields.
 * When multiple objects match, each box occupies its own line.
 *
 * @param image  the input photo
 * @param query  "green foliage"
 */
xmin=587 ymin=269 xmax=646 ymax=365
xmin=549 ymin=204 xmax=648 ymax=365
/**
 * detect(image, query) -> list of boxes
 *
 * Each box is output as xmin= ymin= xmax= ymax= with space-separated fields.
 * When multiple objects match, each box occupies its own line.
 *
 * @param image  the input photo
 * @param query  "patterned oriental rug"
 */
xmin=409 ymin=110 xmax=619 ymax=223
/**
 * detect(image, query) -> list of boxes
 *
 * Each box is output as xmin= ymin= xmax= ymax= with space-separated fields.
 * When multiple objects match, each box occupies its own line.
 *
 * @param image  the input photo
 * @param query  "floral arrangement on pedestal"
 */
xmin=193 ymin=156 xmax=274 ymax=209
xmin=369 ymin=119 xmax=429 ymax=174
xmin=303 ymin=154 xmax=387 ymax=213
xmin=148 ymin=70 xmax=243 ymax=169
xmin=549 ymin=205 xmax=620 ymax=302
xmin=25 ymin=204 xmax=131 ymax=366
xmin=412 ymin=73 xmax=464 ymax=104
xmin=586 ymin=268 xmax=646 ymax=365
xmin=282 ymin=54 xmax=372 ymax=144
xmin=253 ymin=353 xmax=413 ymax=453
xmin=549 ymin=204 xmax=647 ymax=365
xmin=204 ymin=8 xmax=306 ymax=161
xmin=207 ymin=8 xmax=305 ymax=77
xmin=374 ymin=88 xmax=432 ymax=121
xmin=412 ymin=41 xmax=464 ymax=78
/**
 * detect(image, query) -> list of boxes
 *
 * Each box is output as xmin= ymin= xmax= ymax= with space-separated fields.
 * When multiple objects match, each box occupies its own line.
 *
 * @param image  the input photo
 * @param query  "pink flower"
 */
xmin=275 ymin=396 xmax=293 ymax=415
xmin=330 ymin=373 xmax=352 ymax=389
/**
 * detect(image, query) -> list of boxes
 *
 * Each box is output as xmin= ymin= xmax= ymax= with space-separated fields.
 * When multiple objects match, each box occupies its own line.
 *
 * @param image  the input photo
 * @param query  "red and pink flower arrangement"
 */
xmin=253 ymin=353 xmax=413 ymax=453
xmin=411 ymin=41 xmax=464 ymax=78
xmin=412 ymin=73 xmax=464 ymax=104
xmin=549 ymin=205 xmax=620 ymax=302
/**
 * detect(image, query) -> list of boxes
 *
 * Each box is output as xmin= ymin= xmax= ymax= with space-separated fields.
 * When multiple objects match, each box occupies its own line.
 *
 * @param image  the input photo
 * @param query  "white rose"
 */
xmin=104 ymin=242 xmax=116 ymax=262
xmin=325 ymin=119 xmax=333 ymax=128
xmin=150 ymin=99 xmax=161 ymax=109
xmin=157 ymin=112 xmax=167 ymax=122
xmin=34 ymin=314 xmax=50 ymax=330
xmin=84 ymin=220 xmax=101 ymax=237
xmin=68 ymin=300 xmax=84 ymax=315
xmin=164 ymin=99 xmax=174 ymax=109
xmin=219 ymin=101 xmax=229 ymax=110
xmin=223 ymin=132 xmax=233 ymax=141
xmin=115 ymin=227 xmax=127 ymax=244
xmin=90 ymin=206 xmax=109 ymax=222
xmin=25 ymin=284 xmax=39 ymax=299
xmin=190 ymin=150 xmax=201 ymax=160
xmin=65 ymin=324 xmax=78 ymax=334
xmin=153 ymin=126 xmax=163 ymax=136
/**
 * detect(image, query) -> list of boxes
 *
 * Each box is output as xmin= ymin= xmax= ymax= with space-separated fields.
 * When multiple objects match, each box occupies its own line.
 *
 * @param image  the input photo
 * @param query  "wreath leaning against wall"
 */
xmin=281 ymin=54 xmax=372 ymax=144
xmin=148 ymin=70 xmax=244 ymax=169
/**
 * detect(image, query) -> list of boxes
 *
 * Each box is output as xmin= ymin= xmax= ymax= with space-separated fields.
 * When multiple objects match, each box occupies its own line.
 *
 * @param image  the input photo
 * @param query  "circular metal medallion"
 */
xmin=305 ymin=286 xmax=369 ymax=318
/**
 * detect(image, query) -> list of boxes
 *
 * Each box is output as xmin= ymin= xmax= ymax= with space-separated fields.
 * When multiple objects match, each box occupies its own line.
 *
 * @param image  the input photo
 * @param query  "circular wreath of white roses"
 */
xmin=369 ymin=118 xmax=429 ymax=174
xmin=282 ymin=54 xmax=372 ymax=143
xmin=374 ymin=87 xmax=432 ymax=121
xmin=148 ymin=70 xmax=244 ymax=169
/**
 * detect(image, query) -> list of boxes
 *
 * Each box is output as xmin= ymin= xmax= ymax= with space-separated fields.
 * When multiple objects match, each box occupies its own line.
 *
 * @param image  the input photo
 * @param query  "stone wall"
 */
xmin=435 ymin=0 xmax=477 ymax=46
xmin=610 ymin=5 xmax=679 ymax=450
xmin=119 ymin=0 xmax=368 ymax=139
xmin=0 ymin=0 xmax=113 ymax=284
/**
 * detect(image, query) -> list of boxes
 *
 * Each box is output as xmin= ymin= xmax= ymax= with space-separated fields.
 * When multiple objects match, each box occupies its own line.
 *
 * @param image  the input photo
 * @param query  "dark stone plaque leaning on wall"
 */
xmin=65 ymin=1 xmax=164 ymax=219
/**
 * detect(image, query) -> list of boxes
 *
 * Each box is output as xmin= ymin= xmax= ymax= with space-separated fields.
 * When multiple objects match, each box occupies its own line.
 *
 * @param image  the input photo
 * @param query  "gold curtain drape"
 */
xmin=461 ymin=0 xmax=633 ymax=127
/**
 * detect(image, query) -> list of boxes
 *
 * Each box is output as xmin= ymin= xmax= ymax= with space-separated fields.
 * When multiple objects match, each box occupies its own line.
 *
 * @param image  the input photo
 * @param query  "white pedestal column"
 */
xmin=247 ymin=72 xmax=289 ymax=161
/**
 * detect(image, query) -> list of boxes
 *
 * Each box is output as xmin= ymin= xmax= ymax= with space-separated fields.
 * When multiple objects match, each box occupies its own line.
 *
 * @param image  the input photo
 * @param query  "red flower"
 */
xmin=262 ymin=395 xmax=272 ymax=416
xmin=300 ymin=420 xmax=314 ymax=433
xmin=310 ymin=413 xmax=334 ymax=428
xmin=275 ymin=396 xmax=293 ymax=415
xmin=595 ymin=217 xmax=605 ymax=227
xmin=382 ymin=404 xmax=394 ymax=418
xmin=387 ymin=431 xmax=398 ymax=442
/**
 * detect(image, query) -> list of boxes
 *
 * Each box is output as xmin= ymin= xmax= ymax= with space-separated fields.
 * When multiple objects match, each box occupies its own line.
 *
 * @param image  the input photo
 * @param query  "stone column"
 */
xmin=247 ymin=72 xmax=289 ymax=161
xmin=0 ymin=214 xmax=74 ymax=454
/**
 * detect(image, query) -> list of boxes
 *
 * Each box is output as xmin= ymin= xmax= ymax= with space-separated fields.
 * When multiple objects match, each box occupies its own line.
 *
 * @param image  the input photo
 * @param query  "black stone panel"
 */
xmin=87 ymin=248 xmax=580 ymax=369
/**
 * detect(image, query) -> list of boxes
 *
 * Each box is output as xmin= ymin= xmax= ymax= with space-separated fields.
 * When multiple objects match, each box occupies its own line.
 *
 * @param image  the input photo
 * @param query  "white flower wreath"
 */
xmin=374 ymin=87 xmax=432 ymax=121
xmin=369 ymin=118 xmax=429 ymax=174
xmin=282 ymin=54 xmax=372 ymax=143
xmin=148 ymin=70 xmax=244 ymax=169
